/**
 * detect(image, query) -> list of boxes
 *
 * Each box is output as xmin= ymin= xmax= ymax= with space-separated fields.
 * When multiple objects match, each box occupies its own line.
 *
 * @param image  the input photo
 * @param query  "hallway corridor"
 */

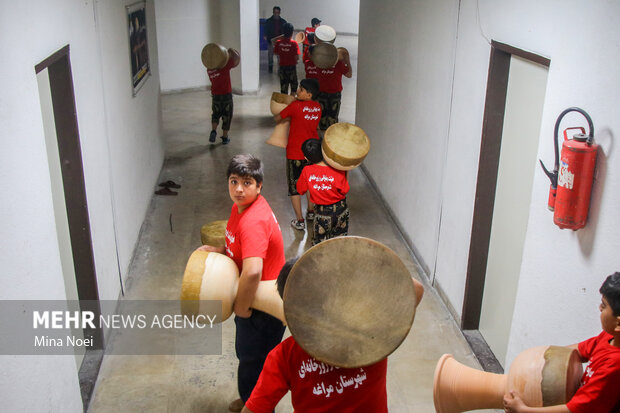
xmin=87 ymin=37 xmax=488 ymax=413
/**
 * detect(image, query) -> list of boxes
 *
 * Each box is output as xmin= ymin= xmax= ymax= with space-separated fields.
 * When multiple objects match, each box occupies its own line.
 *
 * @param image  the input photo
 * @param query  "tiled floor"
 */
xmin=87 ymin=36 xmax=494 ymax=413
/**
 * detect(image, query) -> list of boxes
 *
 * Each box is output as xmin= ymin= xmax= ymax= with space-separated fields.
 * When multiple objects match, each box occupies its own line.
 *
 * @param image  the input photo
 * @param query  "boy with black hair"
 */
xmin=296 ymin=138 xmax=350 ymax=245
xmin=274 ymin=78 xmax=321 ymax=231
xmin=273 ymin=23 xmax=300 ymax=95
xmin=197 ymin=154 xmax=286 ymax=413
xmin=504 ymin=272 xmax=620 ymax=413
xmin=302 ymin=17 xmax=321 ymax=53
xmin=208 ymin=48 xmax=240 ymax=145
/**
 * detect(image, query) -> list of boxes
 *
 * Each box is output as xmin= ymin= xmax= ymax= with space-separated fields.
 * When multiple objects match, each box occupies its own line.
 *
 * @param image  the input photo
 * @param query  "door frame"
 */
xmin=462 ymin=41 xmax=550 ymax=330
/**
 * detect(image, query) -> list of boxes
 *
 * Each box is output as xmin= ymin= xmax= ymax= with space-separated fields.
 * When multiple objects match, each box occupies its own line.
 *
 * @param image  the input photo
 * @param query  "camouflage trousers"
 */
xmin=211 ymin=93 xmax=233 ymax=130
xmin=278 ymin=65 xmax=298 ymax=95
xmin=317 ymin=91 xmax=342 ymax=131
xmin=312 ymin=199 xmax=349 ymax=245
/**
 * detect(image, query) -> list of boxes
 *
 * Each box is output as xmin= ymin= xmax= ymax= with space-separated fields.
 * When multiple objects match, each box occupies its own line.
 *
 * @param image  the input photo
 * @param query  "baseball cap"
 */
xmin=311 ymin=18 xmax=321 ymax=26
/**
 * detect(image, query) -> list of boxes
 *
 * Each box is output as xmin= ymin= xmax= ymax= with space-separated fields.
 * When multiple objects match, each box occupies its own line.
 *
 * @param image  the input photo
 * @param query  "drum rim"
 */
xmin=322 ymin=122 xmax=370 ymax=167
xmin=283 ymin=236 xmax=417 ymax=368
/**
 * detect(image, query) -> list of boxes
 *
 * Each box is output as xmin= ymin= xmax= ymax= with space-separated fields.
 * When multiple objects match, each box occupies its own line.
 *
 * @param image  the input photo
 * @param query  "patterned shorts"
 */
xmin=278 ymin=65 xmax=298 ymax=95
xmin=286 ymin=159 xmax=308 ymax=196
xmin=211 ymin=93 xmax=233 ymax=130
xmin=313 ymin=199 xmax=349 ymax=245
xmin=317 ymin=92 xmax=342 ymax=131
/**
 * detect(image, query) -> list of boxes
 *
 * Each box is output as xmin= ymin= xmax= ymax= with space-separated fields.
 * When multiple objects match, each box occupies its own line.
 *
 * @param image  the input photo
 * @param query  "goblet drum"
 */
xmin=295 ymin=31 xmax=305 ymax=44
xmin=283 ymin=236 xmax=418 ymax=368
xmin=322 ymin=122 xmax=370 ymax=171
xmin=180 ymin=251 xmax=284 ymax=323
xmin=266 ymin=92 xmax=296 ymax=148
xmin=433 ymin=345 xmax=583 ymax=413
xmin=315 ymin=25 xmax=336 ymax=43
xmin=200 ymin=220 xmax=227 ymax=248
xmin=201 ymin=43 xmax=229 ymax=70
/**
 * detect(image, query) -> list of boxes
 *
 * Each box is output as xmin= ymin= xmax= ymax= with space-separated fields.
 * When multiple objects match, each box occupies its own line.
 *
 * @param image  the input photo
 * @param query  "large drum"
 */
xmin=311 ymin=42 xmax=338 ymax=69
xmin=433 ymin=345 xmax=583 ymax=413
xmin=201 ymin=43 xmax=229 ymax=70
xmin=322 ymin=123 xmax=370 ymax=171
xmin=283 ymin=236 xmax=419 ymax=368
xmin=200 ymin=220 xmax=227 ymax=247
xmin=294 ymin=31 xmax=305 ymax=44
xmin=266 ymin=92 xmax=296 ymax=148
xmin=180 ymin=251 xmax=285 ymax=323
xmin=315 ymin=25 xmax=336 ymax=43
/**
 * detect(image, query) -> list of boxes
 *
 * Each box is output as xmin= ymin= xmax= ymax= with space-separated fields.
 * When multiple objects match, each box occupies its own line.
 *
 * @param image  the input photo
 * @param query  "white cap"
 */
xmin=315 ymin=25 xmax=336 ymax=43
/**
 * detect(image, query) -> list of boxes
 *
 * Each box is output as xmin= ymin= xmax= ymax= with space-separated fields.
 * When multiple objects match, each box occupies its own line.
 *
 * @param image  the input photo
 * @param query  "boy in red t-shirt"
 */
xmin=504 ymin=272 xmax=620 ymax=413
xmin=302 ymin=17 xmax=321 ymax=54
xmin=274 ymin=78 xmax=321 ymax=231
xmin=273 ymin=23 xmax=300 ymax=95
xmin=316 ymin=52 xmax=352 ymax=132
xmin=297 ymin=138 xmax=349 ymax=245
xmin=196 ymin=154 xmax=286 ymax=412
xmin=242 ymin=258 xmax=425 ymax=413
xmin=207 ymin=48 xmax=240 ymax=144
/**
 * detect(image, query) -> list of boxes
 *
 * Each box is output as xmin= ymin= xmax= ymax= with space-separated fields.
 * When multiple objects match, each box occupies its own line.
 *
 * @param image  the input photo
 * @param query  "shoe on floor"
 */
xmin=291 ymin=219 xmax=305 ymax=230
xmin=154 ymin=187 xmax=178 ymax=196
xmin=209 ymin=130 xmax=217 ymax=143
xmin=228 ymin=398 xmax=244 ymax=412
xmin=158 ymin=180 xmax=181 ymax=189
xmin=306 ymin=210 xmax=315 ymax=221
xmin=221 ymin=136 xmax=230 ymax=145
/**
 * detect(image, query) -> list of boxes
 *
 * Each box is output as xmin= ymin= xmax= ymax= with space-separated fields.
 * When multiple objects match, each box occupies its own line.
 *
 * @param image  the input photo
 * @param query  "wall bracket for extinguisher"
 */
xmin=539 ymin=107 xmax=595 ymax=211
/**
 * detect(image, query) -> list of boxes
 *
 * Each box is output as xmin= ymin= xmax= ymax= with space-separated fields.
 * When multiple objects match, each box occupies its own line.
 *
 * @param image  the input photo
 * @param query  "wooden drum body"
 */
xmin=180 ymin=251 xmax=285 ymax=323
xmin=433 ymin=345 xmax=583 ymax=413
xmin=201 ymin=43 xmax=229 ymax=70
xmin=283 ymin=236 xmax=418 ymax=368
xmin=266 ymin=92 xmax=296 ymax=148
xmin=200 ymin=220 xmax=227 ymax=247
xmin=322 ymin=123 xmax=370 ymax=171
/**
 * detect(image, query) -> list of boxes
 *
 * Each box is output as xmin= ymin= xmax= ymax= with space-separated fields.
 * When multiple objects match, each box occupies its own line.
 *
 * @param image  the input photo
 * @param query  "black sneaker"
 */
xmin=221 ymin=136 xmax=230 ymax=145
xmin=209 ymin=130 xmax=217 ymax=143
xmin=291 ymin=219 xmax=305 ymax=230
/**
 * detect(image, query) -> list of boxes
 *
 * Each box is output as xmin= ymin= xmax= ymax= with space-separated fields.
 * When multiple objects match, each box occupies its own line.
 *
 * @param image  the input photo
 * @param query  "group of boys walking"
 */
xmin=200 ymin=6 xmax=620 ymax=413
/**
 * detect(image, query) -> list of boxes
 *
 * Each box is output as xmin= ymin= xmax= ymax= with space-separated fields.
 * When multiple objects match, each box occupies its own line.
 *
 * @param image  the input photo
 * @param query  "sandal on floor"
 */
xmin=155 ymin=187 xmax=178 ymax=196
xmin=158 ymin=180 xmax=181 ymax=189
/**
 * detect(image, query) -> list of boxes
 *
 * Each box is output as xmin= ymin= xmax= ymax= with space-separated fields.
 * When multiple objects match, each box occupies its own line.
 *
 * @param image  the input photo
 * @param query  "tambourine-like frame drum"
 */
xmin=266 ymin=92 xmax=296 ymax=148
xmin=201 ymin=43 xmax=229 ymax=70
xmin=283 ymin=236 xmax=417 ymax=368
xmin=315 ymin=25 xmax=336 ymax=43
xmin=322 ymin=122 xmax=370 ymax=171
xmin=311 ymin=42 xmax=338 ymax=69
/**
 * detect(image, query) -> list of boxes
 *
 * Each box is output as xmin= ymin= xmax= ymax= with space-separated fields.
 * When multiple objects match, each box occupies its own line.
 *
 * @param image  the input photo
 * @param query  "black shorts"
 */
xmin=286 ymin=159 xmax=308 ymax=196
xmin=278 ymin=65 xmax=298 ymax=95
xmin=313 ymin=198 xmax=349 ymax=245
xmin=317 ymin=92 xmax=342 ymax=131
xmin=211 ymin=93 xmax=233 ymax=130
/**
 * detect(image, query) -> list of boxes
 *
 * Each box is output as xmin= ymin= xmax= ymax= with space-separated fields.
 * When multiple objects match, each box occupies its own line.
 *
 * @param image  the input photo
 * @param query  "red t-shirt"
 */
xmin=274 ymin=38 xmax=300 ymax=67
xmin=225 ymin=195 xmax=285 ymax=281
xmin=304 ymin=27 xmax=316 ymax=46
xmin=303 ymin=50 xmax=319 ymax=79
xmin=317 ymin=60 xmax=349 ymax=93
xmin=280 ymin=100 xmax=321 ymax=160
xmin=297 ymin=164 xmax=349 ymax=205
xmin=245 ymin=337 xmax=388 ymax=413
xmin=207 ymin=58 xmax=236 ymax=95
xmin=566 ymin=331 xmax=620 ymax=413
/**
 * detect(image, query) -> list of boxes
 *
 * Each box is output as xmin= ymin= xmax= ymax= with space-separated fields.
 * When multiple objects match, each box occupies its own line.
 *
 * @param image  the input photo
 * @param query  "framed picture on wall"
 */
xmin=127 ymin=1 xmax=150 ymax=96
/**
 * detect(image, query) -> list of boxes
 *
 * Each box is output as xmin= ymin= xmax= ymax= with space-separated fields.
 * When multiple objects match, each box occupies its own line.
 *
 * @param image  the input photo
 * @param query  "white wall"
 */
xmin=154 ymin=0 xmax=220 ymax=92
xmin=260 ymin=0 xmax=359 ymax=35
xmin=358 ymin=0 xmax=620 ymax=369
xmin=0 ymin=0 xmax=163 ymax=410
xmin=155 ymin=0 xmax=259 ymax=93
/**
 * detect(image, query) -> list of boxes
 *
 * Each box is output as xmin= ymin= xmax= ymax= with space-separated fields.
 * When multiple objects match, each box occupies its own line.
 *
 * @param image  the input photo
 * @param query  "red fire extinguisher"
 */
xmin=540 ymin=107 xmax=598 ymax=230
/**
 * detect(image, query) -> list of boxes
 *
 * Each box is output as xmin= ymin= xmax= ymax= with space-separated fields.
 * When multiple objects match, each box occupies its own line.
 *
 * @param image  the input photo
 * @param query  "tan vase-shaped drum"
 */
xmin=266 ymin=92 xmax=296 ymax=148
xmin=433 ymin=345 xmax=583 ymax=413
xmin=180 ymin=250 xmax=285 ymax=323
xmin=322 ymin=122 xmax=370 ymax=171
xmin=201 ymin=43 xmax=229 ymax=70
xmin=311 ymin=42 xmax=338 ymax=69
xmin=294 ymin=31 xmax=305 ymax=44
xmin=200 ymin=220 xmax=227 ymax=247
